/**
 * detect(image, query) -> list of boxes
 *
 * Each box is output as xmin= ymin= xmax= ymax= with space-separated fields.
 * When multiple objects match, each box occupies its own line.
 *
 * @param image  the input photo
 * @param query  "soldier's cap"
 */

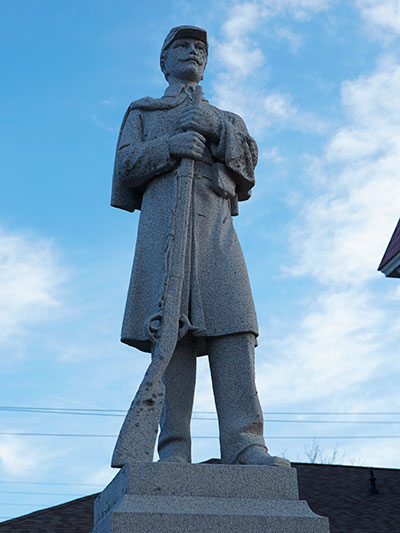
xmin=161 ymin=25 xmax=208 ymax=58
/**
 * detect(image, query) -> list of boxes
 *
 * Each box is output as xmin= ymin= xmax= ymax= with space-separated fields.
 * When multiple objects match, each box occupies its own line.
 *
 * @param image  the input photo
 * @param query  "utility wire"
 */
xmin=0 ymin=432 xmax=116 ymax=437
xmin=4 ymin=415 xmax=400 ymax=424
xmin=2 ymin=406 xmax=400 ymax=422
xmin=193 ymin=419 xmax=400 ymax=424
xmin=0 ymin=490 xmax=85 ymax=497
xmin=1 ymin=431 xmax=400 ymax=439
xmin=0 ymin=407 xmax=124 ymax=417
xmin=1 ymin=406 xmax=400 ymax=416
xmin=0 ymin=481 xmax=103 ymax=487
xmin=0 ymin=503 xmax=49 ymax=507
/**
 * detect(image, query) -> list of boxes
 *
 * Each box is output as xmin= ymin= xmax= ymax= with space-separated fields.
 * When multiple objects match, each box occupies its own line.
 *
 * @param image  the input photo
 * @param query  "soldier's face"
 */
xmin=164 ymin=38 xmax=207 ymax=83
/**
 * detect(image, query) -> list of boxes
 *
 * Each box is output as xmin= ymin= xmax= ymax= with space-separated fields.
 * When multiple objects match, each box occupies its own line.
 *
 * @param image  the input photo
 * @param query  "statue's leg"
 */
xmin=207 ymin=333 xmax=267 ymax=464
xmin=157 ymin=334 xmax=197 ymax=463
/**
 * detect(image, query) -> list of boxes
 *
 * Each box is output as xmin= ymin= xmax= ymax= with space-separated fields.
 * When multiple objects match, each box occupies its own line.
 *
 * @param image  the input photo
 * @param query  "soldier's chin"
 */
xmin=179 ymin=64 xmax=203 ymax=82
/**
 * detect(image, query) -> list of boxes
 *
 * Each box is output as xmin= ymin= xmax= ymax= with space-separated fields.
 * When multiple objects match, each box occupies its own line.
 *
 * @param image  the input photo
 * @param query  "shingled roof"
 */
xmin=0 ymin=463 xmax=399 ymax=532
xmin=295 ymin=463 xmax=400 ymax=533
xmin=378 ymin=218 xmax=400 ymax=277
xmin=0 ymin=492 xmax=97 ymax=533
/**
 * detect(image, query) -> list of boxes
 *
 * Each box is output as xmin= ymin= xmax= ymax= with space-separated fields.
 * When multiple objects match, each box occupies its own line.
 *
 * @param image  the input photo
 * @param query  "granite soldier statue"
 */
xmin=111 ymin=25 xmax=289 ymax=468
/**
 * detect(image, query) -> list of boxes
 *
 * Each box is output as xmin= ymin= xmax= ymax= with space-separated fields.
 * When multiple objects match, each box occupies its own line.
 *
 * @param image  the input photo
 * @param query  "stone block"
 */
xmin=93 ymin=462 xmax=330 ymax=532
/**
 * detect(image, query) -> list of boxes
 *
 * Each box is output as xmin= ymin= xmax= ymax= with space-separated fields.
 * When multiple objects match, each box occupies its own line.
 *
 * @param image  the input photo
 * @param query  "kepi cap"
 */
xmin=161 ymin=25 xmax=208 ymax=57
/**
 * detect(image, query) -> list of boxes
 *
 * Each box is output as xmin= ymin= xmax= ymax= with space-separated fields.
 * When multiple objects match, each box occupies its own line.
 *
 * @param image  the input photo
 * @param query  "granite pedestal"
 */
xmin=93 ymin=462 xmax=330 ymax=532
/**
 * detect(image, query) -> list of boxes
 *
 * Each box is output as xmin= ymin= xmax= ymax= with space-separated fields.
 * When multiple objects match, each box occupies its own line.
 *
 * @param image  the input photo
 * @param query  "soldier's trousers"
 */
xmin=157 ymin=332 xmax=267 ymax=464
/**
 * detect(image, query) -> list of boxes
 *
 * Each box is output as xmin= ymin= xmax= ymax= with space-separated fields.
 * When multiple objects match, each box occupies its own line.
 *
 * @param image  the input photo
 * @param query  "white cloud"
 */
xmin=214 ymin=1 xmax=329 ymax=135
xmin=263 ymin=54 xmax=400 ymax=413
xmin=0 ymin=228 xmax=64 ymax=349
xmin=215 ymin=0 xmax=333 ymax=74
xmin=222 ymin=2 xmax=269 ymax=40
xmin=86 ymin=465 xmax=115 ymax=487
xmin=390 ymin=284 xmax=400 ymax=301
xmin=290 ymin=56 xmax=400 ymax=286
xmin=264 ymin=93 xmax=327 ymax=133
xmin=258 ymin=289 xmax=384 ymax=405
xmin=328 ymin=56 xmax=400 ymax=162
xmin=0 ymin=436 xmax=44 ymax=477
xmin=260 ymin=146 xmax=285 ymax=163
xmin=212 ymin=1 xmax=329 ymax=134
xmin=100 ymin=97 xmax=115 ymax=106
xmin=356 ymin=0 xmax=400 ymax=37
xmin=343 ymin=438 xmax=400 ymax=469
xmin=91 ymin=113 xmax=117 ymax=132
xmin=274 ymin=25 xmax=303 ymax=51
xmin=264 ymin=0 xmax=334 ymax=20
xmin=265 ymin=93 xmax=295 ymax=119
xmin=214 ymin=3 xmax=265 ymax=80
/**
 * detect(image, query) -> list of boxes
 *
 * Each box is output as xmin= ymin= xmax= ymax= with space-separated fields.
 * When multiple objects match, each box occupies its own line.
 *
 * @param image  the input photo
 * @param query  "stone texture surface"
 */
xmin=93 ymin=463 xmax=330 ymax=532
xmin=111 ymin=24 xmax=278 ymax=468
xmin=95 ymin=462 xmax=299 ymax=514
xmin=112 ymin=26 xmax=258 ymax=353
xmin=105 ymin=25 xmax=329 ymax=533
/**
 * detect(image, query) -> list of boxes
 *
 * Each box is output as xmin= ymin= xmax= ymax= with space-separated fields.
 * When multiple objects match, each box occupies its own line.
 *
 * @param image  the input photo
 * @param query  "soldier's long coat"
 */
xmin=112 ymin=84 xmax=259 ymax=355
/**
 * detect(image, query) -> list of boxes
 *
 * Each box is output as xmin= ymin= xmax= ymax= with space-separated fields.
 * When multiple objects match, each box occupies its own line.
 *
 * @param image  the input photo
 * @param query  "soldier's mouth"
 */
xmin=184 ymin=57 xmax=201 ymax=65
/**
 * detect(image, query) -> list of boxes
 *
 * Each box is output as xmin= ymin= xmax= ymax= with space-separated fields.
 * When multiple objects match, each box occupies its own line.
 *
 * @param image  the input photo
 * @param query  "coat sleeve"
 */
xmin=116 ymin=109 xmax=178 ymax=189
xmin=210 ymin=110 xmax=258 ymax=202
xmin=111 ymin=108 xmax=177 ymax=212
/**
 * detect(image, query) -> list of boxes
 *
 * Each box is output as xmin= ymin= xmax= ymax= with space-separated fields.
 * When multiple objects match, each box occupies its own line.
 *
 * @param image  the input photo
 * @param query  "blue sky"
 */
xmin=1 ymin=0 xmax=400 ymax=521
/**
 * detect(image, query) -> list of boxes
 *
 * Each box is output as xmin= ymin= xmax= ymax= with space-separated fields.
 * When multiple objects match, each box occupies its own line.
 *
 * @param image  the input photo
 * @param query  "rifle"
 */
xmin=111 ymin=85 xmax=202 ymax=467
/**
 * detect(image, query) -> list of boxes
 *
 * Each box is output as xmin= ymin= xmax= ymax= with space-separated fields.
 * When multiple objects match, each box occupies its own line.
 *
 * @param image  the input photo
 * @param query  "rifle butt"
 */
xmin=111 ymin=377 xmax=165 ymax=467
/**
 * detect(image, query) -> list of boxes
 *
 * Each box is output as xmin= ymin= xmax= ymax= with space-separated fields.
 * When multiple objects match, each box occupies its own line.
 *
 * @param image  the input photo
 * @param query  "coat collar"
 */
xmin=163 ymin=83 xmax=196 ymax=97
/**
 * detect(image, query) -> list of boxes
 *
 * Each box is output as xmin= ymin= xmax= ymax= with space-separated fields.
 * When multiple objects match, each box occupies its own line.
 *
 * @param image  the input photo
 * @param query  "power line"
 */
xmin=0 ymin=480 xmax=103 ymax=487
xmin=198 ymin=411 xmax=400 ymax=416
xmin=265 ymin=436 xmax=400 ymax=439
xmin=262 ymin=412 xmax=400 ymax=416
xmin=0 ymin=407 xmax=124 ymax=417
xmin=0 ymin=490 xmax=84 ymax=497
xmin=2 ymin=405 xmax=400 ymax=416
xmin=0 ymin=406 xmax=125 ymax=413
xmin=194 ymin=419 xmax=400 ymax=424
xmin=266 ymin=412 xmax=400 ymax=415
xmin=3 ymin=406 xmax=400 ymax=424
xmin=0 ymin=432 xmax=116 ymax=438
xmin=2 ymin=431 xmax=400 ymax=439
xmin=0 ymin=503 xmax=49 ymax=507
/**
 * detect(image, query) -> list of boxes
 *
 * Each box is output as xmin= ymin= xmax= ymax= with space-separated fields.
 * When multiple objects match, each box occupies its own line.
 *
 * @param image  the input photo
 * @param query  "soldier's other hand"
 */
xmin=168 ymin=131 xmax=206 ymax=161
xmin=180 ymin=104 xmax=221 ymax=142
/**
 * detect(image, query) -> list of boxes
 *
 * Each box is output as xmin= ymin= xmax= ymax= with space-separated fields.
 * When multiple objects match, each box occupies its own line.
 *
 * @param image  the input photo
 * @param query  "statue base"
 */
xmin=93 ymin=462 xmax=329 ymax=532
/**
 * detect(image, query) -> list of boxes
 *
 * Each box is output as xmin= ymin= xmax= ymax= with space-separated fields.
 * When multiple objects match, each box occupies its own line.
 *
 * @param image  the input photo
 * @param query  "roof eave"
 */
xmin=379 ymin=250 xmax=400 ymax=278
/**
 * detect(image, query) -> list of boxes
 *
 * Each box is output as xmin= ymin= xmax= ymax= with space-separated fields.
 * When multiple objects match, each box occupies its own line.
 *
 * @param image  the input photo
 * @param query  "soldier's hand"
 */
xmin=180 ymin=103 xmax=221 ymax=142
xmin=168 ymin=131 xmax=206 ymax=161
